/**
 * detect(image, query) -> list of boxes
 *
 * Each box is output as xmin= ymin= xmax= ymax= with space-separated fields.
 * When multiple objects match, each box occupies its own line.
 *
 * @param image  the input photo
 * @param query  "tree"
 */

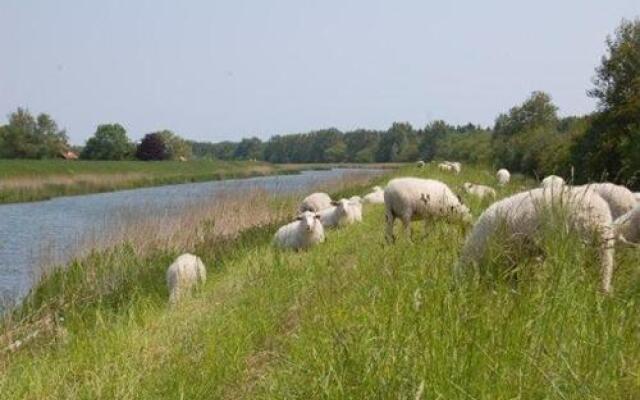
xmin=233 ymin=137 xmax=263 ymax=160
xmin=572 ymin=19 xmax=640 ymax=186
xmin=156 ymin=130 xmax=192 ymax=160
xmin=81 ymin=124 xmax=133 ymax=160
xmin=418 ymin=120 xmax=451 ymax=161
xmin=0 ymin=108 xmax=69 ymax=159
xmin=136 ymin=133 xmax=169 ymax=160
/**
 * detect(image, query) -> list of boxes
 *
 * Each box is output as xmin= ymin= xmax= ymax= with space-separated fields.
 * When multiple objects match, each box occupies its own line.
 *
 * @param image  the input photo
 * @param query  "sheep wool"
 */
xmin=496 ymin=169 xmax=510 ymax=186
xmin=384 ymin=177 xmax=472 ymax=242
xmin=166 ymin=253 xmax=207 ymax=304
xmin=273 ymin=211 xmax=325 ymax=251
xmin=299 ymin=192 xmax=332 ymax=213
xmin=458 ymin=187 xmax=615 ymax=293
xmin=463 ymin=182 xmax=497 ymax=200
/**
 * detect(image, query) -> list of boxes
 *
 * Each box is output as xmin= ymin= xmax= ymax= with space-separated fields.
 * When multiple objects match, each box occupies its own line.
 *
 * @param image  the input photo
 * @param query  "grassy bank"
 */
xmin=2 ymin=164 xmax=640 ymax=398
xmin=0 ymin=159 xmax=309 ymax=204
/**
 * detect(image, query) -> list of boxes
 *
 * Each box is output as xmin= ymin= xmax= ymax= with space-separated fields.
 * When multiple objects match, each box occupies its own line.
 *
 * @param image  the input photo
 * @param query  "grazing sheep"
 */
xmin=575 ymin=183 xmax=636 ymax=219
xmin=463 ymin=182 xmax=497 ymax=200
xmin=299 ymin=192 xmax=332 ymax=213
xmin=273 ymin=211 xmax=325 ymax=251
xmin=541 ymin=175 xmax=565 ymax=189
xmin=348 ymin=198 xmax=363 ymax=222
xmin=438 ymin=163 xmax=455 ymax=173
xmin=166 ymin=253 xmax=207 ymax=304
xmin=349 ymin=195 xmax=362 ymax=204
xmin=318 ymin=199 xmax=362 ymax=228
xmin=496 ymin=169 xmax=511 ymax=186
xmin=417 ymin=160 xmax=425 ymax=168
xmin=363 ymin=186 xmax=385 ymax=204
xmin=458 ymin=187 xmax=615 ymax=293
xmin=613 ymin=205 xmax=640 ymax=245
xmin=384 ymin=177 xmax=472 ymax=242
xmin=448 ymin=161 xmax=462 ymax=174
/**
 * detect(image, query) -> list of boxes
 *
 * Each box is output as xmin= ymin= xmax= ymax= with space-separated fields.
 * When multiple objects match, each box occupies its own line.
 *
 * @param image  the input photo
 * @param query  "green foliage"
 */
xmin=156 ymin=130 xmax=192 ymax=160
xmin=233 ymin=137 xmax=263 ymax=160
xmin=0 ymin=108 xmax=69 ymax=159
xmin=135 ymin=133 xmax=170 ymax=161
xmin=81 ymin=124 xmax=133 ymax=160
xmin=572 ymin=18 xmax=640 ymax=187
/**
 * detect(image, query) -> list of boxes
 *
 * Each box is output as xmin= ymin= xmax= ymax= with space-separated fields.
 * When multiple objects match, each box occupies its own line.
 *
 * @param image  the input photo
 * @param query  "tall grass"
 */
xmin=2 ymin=164 xmax=640 ymax=398
xmin=0 ymin=159 xmax=309 ymax=204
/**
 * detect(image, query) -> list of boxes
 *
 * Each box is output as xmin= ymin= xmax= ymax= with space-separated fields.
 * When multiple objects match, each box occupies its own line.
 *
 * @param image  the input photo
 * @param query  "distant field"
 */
xmin=0 ymin=160 xmax=306 ymax=204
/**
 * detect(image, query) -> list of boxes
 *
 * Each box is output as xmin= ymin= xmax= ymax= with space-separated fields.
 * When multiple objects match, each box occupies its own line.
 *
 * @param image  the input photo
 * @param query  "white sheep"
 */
xmin=384 ymin=177 xmax=472 ymax=242
xmin=463 ymin=182 xmax=497 ymax=200
xmin=348 ymin=197 xmax=363 ymax=221
xmin=166 ymin=253 xmax=207 ymax=304
xmin=299 ymin=192 xmax=332 ymax=213
xmin=318 ymin=199 xmax=362 ymax=228
xmin=541 ymin=175 xmax=565 ymax=189
xmin=448 ymin=161 xmax=462 ymax=174
xmin=438 ymin=163 xmax=455 ymax=173
xmin=635 ymin=193 xmax=640 ymax=203
xmin=363 ymin=186 xmax=385 ymax=204
xmin=273 ymin=211 xmax=325 ymax=251
xmin=417 ymin=160 xmax=425 ymax=168
xmin=496 ymin=169 xmax=510 ymax=186
xmin=457 ymin=187 xmax=615 ymax=293
xmin=575 ymin=183 xmax=636 ymax=219
xmin=613 ymin=205 xmax=640 ymax=245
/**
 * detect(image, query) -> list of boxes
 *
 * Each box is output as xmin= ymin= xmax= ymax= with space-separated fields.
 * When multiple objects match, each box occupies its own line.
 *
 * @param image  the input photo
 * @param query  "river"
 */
xmin=0 ymin=168 xmax=381 ymax=307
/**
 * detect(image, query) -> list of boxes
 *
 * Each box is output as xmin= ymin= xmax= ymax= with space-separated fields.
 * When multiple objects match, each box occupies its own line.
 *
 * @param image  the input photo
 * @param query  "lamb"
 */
xmin=496 ymin=169 xmax=510 ymax=186
xmin=166 ymin=253 xmax=207 ymax=304
xmin=613 ymin=205 xmax=640 ymax=245
xmin=273 ymin=211 xmax=325 ymax=251
xmin=318 ymin=199 xmax=362 ymax=228
xmin=541 ymin=175 xmax=565 ymax=189
xmin=448 ymin=162 xmax=462 ymax=174
xmin=416 ymin=160 xmax=425 ymax=168
xmin=384 ymin=177 xmax=472 ymax=242
xmin=457 ymin=187 xmax=615 ymax=293
xmin=299 ymin=192 xmax=332 ymax=213
xmin=463 ymin=182 xmax=497 ymax=200
xmin=574 ymin=183 xmax=636 ymax=219
xmin=363 ymin=186 xmax=385 ymax=204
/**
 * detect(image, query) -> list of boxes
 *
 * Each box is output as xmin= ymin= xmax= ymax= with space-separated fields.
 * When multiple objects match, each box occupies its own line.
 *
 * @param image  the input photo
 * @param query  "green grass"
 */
xmin=2 ymin=164 xmax=640 ymax=399
xmin=0 ymin=159 xmax=306 ymax=204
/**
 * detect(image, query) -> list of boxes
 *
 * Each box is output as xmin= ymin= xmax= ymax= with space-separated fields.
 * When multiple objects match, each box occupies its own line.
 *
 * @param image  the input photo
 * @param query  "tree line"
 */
xmin=0 ymin=116 xmax=192 ymax=161
xmin=1 ymin=19 xmax=638 ymax=186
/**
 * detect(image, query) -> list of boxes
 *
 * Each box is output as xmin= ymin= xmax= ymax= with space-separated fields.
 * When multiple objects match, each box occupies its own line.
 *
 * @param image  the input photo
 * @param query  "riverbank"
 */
xmin=2 ymin=164 xmax=639 ymax=398
xmin=0 ymin=160 xmax=313 ymax=204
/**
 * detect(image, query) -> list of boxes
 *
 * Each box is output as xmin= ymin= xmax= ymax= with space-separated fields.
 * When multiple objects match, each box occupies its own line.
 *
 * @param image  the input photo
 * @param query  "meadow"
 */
xmin=1 ymin=164 xmax=640 ymax=399
xmin=0 ymin=159 xmax=308 ymax=204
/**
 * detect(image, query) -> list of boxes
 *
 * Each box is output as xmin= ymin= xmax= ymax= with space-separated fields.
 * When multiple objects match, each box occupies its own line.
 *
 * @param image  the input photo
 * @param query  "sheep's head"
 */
xmin=463 ymin=182 xmax=473 ymax=191
xmin=331 ymin=199 xmax=350 ymax=215
xmin=296 ymin=211 xmax=320 ymax=232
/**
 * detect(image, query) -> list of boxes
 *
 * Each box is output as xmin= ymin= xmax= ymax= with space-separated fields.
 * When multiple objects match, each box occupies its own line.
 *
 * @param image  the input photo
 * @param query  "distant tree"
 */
xmin=572 ymin=18 xmax=640 ymax=186
xmin=418 ymin=120 xmax=451 ymax=161
xmin=81 ymin=124 xmax=133 ymax=160
xmin=136 ymin=132 xmax=169 ymax=160
xmin=233 ymin=137 xmax=263 ymax=160
xmin=376 ymin=122 xmax=415 ymax=162
xmin=156 ymin=130 xmax=192 ymax=160
xmin=0 ymin=108 xmax=69 ymax=159
xmin=494 ymin=91 xmax=558 ymax=137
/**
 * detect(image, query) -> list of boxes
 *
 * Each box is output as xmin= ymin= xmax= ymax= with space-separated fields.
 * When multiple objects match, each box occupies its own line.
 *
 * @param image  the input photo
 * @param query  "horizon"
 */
xmin=1 ymin=1 xmax=639 ymax=145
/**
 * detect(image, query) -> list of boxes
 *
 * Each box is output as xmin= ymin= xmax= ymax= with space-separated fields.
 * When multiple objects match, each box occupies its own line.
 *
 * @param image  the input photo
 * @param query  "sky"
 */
xmin=1 ymin=1 xmax=639 ymax=145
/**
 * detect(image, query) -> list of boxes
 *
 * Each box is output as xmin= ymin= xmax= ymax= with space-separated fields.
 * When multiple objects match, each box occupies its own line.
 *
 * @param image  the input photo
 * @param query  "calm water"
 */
xmin=0 ymin=168 xmax=380 ymax=306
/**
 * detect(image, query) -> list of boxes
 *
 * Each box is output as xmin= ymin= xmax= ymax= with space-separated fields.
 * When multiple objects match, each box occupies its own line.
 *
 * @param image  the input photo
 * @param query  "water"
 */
xmin=0 ymin=168 xmax=380 ymax=306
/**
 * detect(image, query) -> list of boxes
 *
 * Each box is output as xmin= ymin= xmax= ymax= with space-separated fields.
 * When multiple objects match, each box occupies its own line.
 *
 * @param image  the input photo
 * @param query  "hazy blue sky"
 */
xmin=1 ymin=1 xmax=639 ymax=144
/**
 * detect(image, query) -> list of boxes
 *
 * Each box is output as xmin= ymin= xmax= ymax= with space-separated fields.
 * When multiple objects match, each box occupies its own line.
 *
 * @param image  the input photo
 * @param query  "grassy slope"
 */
xmin=2 ymin=165 xmax=640 ymax=399
xmin=0 ymin=159 xmax=305 ymax=204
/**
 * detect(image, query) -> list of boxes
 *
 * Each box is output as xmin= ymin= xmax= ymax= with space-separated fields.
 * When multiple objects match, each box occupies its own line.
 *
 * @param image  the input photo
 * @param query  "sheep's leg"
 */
xmin=401 ymin=214 xmax=412 ymax=241
xmin=600 ymin=235 xmax=615 ymax=293
xmin=385 ymin=210 xmax=396 ymax=243
xmin=423 ymin=216 xmax=431 ymax=238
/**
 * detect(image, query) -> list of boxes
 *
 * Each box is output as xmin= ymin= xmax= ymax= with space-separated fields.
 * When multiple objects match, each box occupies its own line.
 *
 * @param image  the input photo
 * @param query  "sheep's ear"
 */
xmin=295 ymin=216 xmax=303 ymax=221
xmin=330 ymin=201 xmax=339 ymax=206
xmin=314 ymin=214 xmax=321 ymax=219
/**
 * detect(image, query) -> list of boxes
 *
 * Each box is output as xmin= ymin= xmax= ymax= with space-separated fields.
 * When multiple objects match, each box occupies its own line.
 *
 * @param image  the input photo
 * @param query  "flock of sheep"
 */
xmin=166 ymin=162 xmax=640 ymax=302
